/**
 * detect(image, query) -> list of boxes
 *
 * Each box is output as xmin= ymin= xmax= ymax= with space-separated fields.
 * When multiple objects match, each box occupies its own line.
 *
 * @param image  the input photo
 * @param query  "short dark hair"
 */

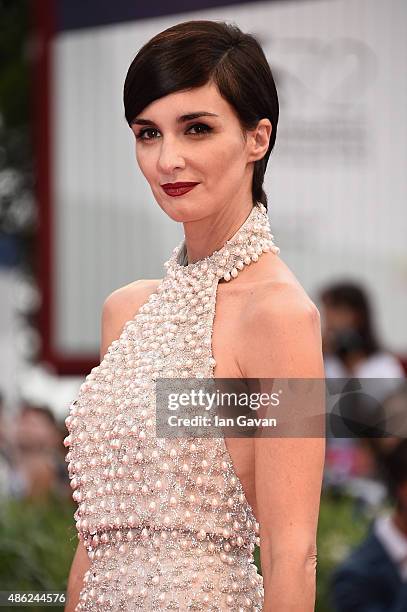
xmin=319 ymin=281 xmax=381 ymax=356
xmin=123 ymin=19 xmax=279 ymax=211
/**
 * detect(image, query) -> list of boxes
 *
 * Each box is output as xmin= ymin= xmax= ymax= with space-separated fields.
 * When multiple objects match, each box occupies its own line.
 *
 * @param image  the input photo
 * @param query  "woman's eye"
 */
xmin=136 ymin=123 xmax=212 ymax=141
xmin=187 ymin=123 xmax=212 ymax=135
xmin=136 ymin=128 xmax=158 ymax=141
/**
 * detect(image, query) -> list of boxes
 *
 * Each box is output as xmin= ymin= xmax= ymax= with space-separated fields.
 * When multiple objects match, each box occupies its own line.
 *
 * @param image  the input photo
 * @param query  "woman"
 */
xmin=65 ymin=20 xmax=325 ymax=611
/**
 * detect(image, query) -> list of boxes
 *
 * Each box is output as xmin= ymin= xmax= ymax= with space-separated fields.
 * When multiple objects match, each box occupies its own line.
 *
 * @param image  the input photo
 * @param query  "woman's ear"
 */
xmin=247 ymin=119 xmax=272 ymax=162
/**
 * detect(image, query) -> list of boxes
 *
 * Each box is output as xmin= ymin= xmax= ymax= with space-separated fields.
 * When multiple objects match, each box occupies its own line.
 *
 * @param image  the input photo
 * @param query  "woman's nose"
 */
xmin=157 ymin=138 xmax=185 ymax=173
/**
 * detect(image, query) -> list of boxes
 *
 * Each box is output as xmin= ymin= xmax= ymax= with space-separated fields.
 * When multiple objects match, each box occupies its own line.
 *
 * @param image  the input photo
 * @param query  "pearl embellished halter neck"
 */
xmin=168 ymin=202 xmax=279 ymax=282
xmin=64 ymin=202 xmax=280 ymax=611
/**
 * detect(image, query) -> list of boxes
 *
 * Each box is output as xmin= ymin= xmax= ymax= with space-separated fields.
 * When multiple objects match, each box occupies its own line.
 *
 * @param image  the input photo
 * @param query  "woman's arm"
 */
xmin=241 ymin=287 xmax=326 ymax=612
xmin=65 ymin=541 xmax=91 ymax=612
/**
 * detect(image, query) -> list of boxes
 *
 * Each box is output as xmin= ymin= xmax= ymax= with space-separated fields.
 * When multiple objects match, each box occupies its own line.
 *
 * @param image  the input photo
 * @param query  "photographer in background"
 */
xmin=319 ymin=281 xmax=405 ymax=489
xmin=319 ymin=281 xmax=405 ymax=379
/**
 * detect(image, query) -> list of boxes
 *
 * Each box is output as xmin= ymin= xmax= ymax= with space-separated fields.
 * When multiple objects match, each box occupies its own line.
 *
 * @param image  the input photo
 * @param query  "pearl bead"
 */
xmin=197 ymin=529 xmax=206 ymax=541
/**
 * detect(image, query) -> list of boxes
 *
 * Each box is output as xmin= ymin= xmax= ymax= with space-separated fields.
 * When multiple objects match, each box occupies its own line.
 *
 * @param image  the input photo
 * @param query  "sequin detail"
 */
xmin=65 ymin=203 xmax=279 ymax=611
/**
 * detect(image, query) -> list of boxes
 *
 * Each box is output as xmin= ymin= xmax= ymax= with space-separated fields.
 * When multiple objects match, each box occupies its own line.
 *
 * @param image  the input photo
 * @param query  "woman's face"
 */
xmin=130 ymin=81 xmax=268 ymax=222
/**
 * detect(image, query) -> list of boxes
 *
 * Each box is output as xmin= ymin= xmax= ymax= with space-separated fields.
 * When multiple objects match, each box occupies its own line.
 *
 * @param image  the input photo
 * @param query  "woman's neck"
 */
xmin=182 ymin=202 xmax=254 ymax=265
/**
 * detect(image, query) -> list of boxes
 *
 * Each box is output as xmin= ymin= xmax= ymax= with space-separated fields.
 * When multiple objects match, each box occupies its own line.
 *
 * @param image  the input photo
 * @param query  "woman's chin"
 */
xmin=157 ymin=198 xmax=206 ymax=222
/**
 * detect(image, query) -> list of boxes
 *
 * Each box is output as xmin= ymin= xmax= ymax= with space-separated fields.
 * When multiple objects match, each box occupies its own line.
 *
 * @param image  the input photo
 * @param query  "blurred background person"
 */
xmin=320 ymin=281 xmax=405 ymax=379
xmin=331 ymin=438 xmax=407 ymax=612
xmin=10 ymin=404 xmax=71 ymax=500
xmin=319 ymin=280 xmax=406 ymax=499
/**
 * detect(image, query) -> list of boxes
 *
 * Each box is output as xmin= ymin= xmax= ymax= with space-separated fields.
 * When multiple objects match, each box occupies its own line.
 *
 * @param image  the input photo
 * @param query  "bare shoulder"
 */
xmin=257 ymin=276 xmax=320 ymax=322
xmin=100 ymin=278 xmax=162 ymax=359
xmin=103 ymin=278 xmax=162 ymax=318
xmin=241 ymin=254 xmax=320 ymax=321
xmin=237 ymin=255 xmax=323 ymax=377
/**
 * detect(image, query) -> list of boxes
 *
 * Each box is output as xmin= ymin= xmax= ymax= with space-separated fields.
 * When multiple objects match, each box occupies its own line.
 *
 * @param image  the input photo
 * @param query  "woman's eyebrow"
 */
xmin=131 ymin=112 xmax=219 ymax=127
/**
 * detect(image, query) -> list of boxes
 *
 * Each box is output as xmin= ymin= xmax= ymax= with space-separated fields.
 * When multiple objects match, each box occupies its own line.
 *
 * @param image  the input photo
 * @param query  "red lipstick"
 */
xmin=161 ymin=182 xmax=199 ymax=197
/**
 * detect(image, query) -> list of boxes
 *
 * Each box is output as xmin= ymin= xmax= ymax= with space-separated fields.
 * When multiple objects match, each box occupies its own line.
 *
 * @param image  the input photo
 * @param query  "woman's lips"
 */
xmin=161 ymin=183 xmax=199 ymax=197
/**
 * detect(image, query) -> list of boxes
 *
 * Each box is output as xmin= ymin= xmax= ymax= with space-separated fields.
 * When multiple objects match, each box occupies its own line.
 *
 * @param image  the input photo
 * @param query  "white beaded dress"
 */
xmin=64 ymin=202 xmax=280 ymax=611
